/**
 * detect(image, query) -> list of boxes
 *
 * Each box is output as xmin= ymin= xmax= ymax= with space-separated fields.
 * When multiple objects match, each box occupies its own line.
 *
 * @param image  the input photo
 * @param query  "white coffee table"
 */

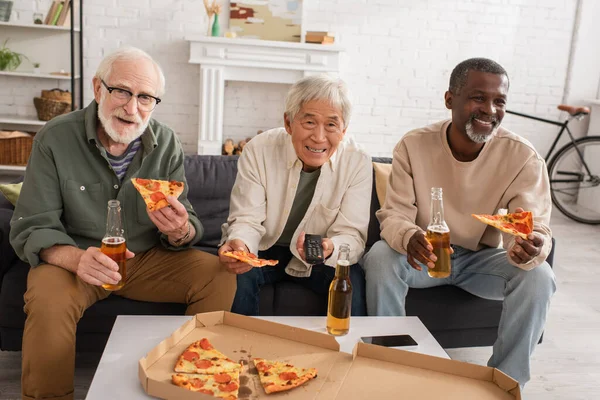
xmin=85 ymin=315 xmax=448 ymax=399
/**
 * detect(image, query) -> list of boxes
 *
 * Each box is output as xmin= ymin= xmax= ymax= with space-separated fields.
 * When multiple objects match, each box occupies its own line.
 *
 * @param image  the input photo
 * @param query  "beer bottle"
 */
xmin=426 ymin=188 xmax=452 ymax=278
xmin=327 ymin=243 xmax=352 ymax=336
xmin=426 ymin=187 xmax=451 ymax=278
xmin=101 ymin=200 xmax=127 ymax=291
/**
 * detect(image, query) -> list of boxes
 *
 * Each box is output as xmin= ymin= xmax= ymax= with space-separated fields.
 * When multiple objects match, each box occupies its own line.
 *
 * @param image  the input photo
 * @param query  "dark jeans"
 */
xmin=231 ymin=245 xmax=367 ymax=316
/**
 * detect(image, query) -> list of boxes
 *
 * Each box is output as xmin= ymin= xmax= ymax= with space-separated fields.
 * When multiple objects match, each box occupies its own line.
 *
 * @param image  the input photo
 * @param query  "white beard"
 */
xmin=465 ymin=119 xmax=499 ymax=144
xmin=98 ymin=94 xmax=149 ymax=145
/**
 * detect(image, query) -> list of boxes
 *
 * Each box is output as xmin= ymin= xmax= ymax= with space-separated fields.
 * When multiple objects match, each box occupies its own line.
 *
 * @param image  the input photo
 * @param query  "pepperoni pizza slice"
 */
xmin=472 ymin=210 xmax=534 ymax=239
xmin=222 ymin=250 xmax=279 ymax=267
xmin=174 ymin=338 xmax=242 ymax=375
xmin=253 ymin=357 xmax=318 ymax=394
xmin=131 ymin=178 xmax=184 ymax=212
xmin=171 ymin=371 xmax=240 ymax=399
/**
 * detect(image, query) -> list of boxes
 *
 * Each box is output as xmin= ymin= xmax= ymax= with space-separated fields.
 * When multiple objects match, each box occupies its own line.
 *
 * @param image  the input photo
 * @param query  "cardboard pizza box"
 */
xmin=139 ymin=312 xmax=521 ymax=399
xmin=319 ymin=342 xmax=521 ymax=399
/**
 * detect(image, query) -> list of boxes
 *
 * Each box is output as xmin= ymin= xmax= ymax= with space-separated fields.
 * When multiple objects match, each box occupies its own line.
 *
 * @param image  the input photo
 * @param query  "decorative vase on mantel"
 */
xmin=211 ymin=13 xmax=220 ymax=37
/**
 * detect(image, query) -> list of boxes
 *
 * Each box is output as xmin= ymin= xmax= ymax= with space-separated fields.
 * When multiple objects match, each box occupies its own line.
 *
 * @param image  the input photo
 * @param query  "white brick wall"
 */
xmin=0 ymin=0 xmax=584 ymax=157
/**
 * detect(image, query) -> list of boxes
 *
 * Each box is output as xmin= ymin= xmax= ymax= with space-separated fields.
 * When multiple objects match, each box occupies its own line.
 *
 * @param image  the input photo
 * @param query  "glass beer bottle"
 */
xmin=101 ymin=200 xmax=127 ymax=291
xmin=426 ymin=187 xmax=451 ymax=278
xmin=327 ymin=244 xmax=352 ymax=336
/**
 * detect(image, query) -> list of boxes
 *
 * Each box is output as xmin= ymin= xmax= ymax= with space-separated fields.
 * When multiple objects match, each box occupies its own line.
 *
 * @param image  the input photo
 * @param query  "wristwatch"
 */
xmin=172 ymin=221 xmax=191 ymax=246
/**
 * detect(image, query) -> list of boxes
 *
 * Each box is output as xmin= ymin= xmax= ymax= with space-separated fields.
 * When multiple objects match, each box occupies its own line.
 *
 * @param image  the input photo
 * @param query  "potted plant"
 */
xmin=0 ymin=39 xmax=27 ymax=72
xmin=32 ymin=62 xmax=40 ymax=74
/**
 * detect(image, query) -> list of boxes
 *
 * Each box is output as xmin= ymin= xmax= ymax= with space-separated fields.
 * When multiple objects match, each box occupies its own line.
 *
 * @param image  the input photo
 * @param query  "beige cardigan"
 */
xmin=221 ymin=128 xmax=372 ymax=277
xmin=377 ymin=120 xmax=552 ymax=270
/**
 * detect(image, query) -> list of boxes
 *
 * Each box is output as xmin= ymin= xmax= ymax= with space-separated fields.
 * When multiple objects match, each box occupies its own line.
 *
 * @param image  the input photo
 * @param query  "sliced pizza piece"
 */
xmin=174 ymin=338 xmax=242 ymax=374
xmin=171 ymin=371 xmax=240 ymax=399
xmin=131 ymin=178 xmax=185 ymax=212
xmin=253 ymin=357 xmax=318 ymax=394
xmin=472 ymin=211 xmax=533 ymax=239
xmin=222 ymin=250 xmax=279 ymax=267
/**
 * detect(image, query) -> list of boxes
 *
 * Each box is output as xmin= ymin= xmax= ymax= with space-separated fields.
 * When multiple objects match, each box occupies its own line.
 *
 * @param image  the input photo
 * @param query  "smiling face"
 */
xmin=445 ymin=70 xmax=509 ymax=144
xmin=93 ymin=58 xmax=159 ymax=145
xmin=284 ymin=99 xmax=347 ymax=172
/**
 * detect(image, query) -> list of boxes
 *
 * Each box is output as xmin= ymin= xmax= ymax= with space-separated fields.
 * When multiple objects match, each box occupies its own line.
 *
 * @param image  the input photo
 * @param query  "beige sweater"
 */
xmin=377 ymin=120 xmax=552 ymax=270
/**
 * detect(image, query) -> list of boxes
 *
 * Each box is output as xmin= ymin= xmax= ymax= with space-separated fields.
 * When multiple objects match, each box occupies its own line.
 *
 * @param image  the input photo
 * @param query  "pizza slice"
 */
xmin=253 ymin=357 xmax=318 ymax=394
xmin=131 ymin=178 xmax=185 ymax=212
xmin=174 ymin=338 xmax=242 ymax=374
xmin=471 ymin=211 xmax=533 ymax=239
xmin=222 ymin=250 xmax=279 ymax=267
xmin=171 ymin=371 xmax=240 ymax=399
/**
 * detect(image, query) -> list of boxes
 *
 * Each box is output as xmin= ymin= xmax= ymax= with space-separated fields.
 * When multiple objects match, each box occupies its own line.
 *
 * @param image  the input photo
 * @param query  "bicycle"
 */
xmin=507 ymin=105 xmax=600 ymax=224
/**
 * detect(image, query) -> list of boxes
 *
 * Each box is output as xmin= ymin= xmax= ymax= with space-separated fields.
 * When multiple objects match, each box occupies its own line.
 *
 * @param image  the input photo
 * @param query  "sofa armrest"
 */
xmin=0 ymin=208 xmax=18 ymax=285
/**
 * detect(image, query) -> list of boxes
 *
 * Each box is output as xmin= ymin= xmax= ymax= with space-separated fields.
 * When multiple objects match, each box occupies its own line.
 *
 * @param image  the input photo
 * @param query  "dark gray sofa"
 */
xmin=0 ymin=155 xmax=554 ymax=352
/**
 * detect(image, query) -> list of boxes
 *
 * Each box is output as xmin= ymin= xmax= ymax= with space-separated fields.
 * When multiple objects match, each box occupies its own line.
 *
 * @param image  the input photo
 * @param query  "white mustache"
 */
xmin=112 ymin=109 xmax=142 ymax=124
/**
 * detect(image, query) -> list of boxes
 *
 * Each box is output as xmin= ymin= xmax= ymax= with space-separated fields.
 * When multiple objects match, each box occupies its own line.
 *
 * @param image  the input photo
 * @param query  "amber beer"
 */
xmin=327 ymin=244 xmax=352 ymax=336
xmin=426 ymin=228 xmax=451 ymax=278
xmin=101 ymin=200 xmax=127 ymax=291
xmin=101 ymin=237 xmax=126 ymax=291
xmin=426 ymin=188 xmax=451 ymax=278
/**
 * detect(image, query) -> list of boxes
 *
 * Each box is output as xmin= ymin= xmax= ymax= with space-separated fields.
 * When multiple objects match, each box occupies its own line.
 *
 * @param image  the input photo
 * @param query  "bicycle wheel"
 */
xmin=547 ymin=136 xmax=600 ymax=224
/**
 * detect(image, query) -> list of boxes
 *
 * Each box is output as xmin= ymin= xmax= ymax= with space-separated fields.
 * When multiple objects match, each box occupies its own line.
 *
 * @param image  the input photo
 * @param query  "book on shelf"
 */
xmin=56 ymin=0 xmax=71 ymax=26
xmin=305 ymin=34 xmax=335 ymax=44
xmin=43 ymin=1 xmax=59 ymax=25
xmin=305 ymin=31 xmax=335 ymax=37
xmin=44 ymin=0 xmax=71 ymax=26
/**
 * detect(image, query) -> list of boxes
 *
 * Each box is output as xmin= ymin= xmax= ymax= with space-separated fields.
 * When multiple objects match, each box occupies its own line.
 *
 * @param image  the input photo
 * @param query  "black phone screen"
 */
xmin=361 ymin=334 xmax=418 ymax=347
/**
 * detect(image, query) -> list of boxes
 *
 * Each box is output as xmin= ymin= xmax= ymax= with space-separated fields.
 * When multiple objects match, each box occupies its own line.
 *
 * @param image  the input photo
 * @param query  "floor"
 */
xmin=0 ymin=211 xmax=599 ymax=399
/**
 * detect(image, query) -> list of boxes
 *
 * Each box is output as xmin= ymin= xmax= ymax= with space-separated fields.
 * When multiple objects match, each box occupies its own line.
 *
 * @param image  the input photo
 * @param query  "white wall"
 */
xmin=2 ymin=0 xmax=593 ymax=157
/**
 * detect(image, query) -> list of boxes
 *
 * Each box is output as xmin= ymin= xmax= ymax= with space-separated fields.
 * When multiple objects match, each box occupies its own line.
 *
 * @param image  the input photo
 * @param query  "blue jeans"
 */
xmin=232 ymin=245 xmax=366 ymax=316
xmin=361 ymin=240 xmax=556 ymax=386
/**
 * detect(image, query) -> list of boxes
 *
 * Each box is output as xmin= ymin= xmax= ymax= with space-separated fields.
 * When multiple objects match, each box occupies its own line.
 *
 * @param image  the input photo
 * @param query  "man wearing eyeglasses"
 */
xmin=10 ymin=47 xmax=236 ymax=400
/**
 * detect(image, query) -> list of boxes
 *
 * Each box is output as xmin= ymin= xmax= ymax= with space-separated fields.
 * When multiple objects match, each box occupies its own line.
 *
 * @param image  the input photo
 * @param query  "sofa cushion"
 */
xmin=372 ymin=162 xmax=392 ymax=207
xmin=185 ymin=155 xmax=239 ymax=249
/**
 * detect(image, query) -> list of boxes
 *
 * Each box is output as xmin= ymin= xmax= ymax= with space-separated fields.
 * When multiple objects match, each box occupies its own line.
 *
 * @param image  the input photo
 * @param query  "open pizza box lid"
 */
xmin=138 ymin=311 xmax=521 ymax=399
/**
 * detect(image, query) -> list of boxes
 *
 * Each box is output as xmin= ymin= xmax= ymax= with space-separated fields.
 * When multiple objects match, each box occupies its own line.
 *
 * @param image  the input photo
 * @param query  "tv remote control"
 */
xmin=304 ymin=234 xmax=324 ymax=264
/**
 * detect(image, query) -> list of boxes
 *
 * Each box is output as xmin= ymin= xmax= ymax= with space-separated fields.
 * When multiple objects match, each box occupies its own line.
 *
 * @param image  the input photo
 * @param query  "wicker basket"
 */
xmin=41 ymin=88 xmax=72 ymax=103
xmin=33 ymin=97 xmax=71 ymax=121
xmin=0 ymin=131 xmax=34 ymax=166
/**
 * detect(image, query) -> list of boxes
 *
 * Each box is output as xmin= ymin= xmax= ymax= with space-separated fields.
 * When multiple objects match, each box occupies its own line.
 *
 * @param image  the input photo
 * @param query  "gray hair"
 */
xmin=449 ymin=57 xmax=509 ymax=94
xmin=95 ymin=47 xmax=166 ymax=96
xmin=285 ymin=74 xmax=352 ymax=129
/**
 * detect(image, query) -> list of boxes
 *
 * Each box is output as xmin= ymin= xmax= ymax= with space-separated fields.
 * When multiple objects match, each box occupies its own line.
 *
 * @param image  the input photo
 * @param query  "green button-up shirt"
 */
xmin=10 ymin=101 xmax=203 ymax=267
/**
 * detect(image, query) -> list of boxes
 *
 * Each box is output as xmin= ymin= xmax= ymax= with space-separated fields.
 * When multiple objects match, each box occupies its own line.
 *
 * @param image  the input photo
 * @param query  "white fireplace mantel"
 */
xmin=186 ymin=36 xmax=344 ymax=155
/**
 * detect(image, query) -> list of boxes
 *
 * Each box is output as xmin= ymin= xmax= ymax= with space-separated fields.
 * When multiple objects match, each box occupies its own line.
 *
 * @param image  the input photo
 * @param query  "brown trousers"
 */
xmin=21 ymin=247 xmax=236 ymax=400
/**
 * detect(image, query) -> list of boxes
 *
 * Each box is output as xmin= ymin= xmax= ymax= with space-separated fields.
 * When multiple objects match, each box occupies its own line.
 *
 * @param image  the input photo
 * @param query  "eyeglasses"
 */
xmin=101 ymin=79 xmax=161 ymax=112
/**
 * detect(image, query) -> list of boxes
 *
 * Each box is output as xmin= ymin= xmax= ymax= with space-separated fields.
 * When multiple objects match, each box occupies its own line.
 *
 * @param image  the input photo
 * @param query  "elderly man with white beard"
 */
xmin=10 ymin=47 xmax=236 ymax=400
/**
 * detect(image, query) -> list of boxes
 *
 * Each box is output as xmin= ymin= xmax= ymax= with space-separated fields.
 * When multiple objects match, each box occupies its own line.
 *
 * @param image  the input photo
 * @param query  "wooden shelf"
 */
xmin=0 ymin=71 xmax=80 ymax=80
xmin=0 ymin=115 xmax=45 ymax=126
xmin=0 ymin=21 xmax=80 ymax=32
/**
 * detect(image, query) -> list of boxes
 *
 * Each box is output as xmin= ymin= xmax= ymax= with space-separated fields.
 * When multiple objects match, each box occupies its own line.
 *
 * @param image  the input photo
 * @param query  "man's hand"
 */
xmin=218 ymin=239 xmax=252 ymax=274
xmin=510 ymin=233 xmax=543 ymax=264
xmin=147 ymin=196 xmax=190 ymax=242
xmin=77 ymin=246 xmax=135 ymax=286
xmin=296 ymin=231 xmax=333 ymax=263
xmin=406 ymin=231 xmax=436 ymax=271
xmin=508 ymin=206 xmax=543 ymax=264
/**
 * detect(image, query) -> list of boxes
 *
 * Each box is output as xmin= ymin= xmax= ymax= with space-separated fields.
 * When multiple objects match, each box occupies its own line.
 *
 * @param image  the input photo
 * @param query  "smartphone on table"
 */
xmin=360 ymin=334 xmax=419 ymax=350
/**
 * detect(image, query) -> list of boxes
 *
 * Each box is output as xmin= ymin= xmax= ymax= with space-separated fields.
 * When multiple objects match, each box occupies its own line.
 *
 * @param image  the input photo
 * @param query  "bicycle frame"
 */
xmin=506 ymin=110 xmax=593 ymax=178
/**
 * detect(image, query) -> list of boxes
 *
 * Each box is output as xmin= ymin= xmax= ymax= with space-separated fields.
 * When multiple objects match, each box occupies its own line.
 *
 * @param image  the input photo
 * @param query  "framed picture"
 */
xmin=230 ymin=1 xmax=302 ymax=42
